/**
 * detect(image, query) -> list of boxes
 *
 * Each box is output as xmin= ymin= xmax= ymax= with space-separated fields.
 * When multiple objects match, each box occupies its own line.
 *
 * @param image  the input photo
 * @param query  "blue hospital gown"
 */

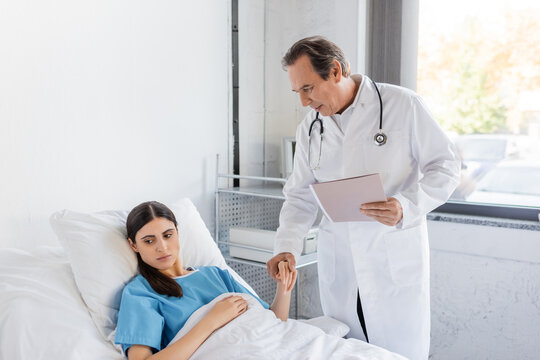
xmin=114 ymin=266 xmax=269 ymax=353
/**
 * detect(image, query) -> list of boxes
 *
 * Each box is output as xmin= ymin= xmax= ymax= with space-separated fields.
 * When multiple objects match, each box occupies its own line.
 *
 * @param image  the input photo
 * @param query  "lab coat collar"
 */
xmin=341 ymin=74 xmax=369 ymax=115
xmin=355 ymin=74 xmax=376 ymax=106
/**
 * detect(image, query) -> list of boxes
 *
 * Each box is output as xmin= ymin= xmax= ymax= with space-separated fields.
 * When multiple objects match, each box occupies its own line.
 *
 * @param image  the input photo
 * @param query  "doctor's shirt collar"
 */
xmin=341 ymin=74 xmax=367 ymax=116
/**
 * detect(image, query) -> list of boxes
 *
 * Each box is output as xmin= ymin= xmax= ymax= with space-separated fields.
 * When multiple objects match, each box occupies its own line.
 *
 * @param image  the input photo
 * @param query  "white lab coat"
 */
xmin=274 ymin=76 xmax=461 ymax=360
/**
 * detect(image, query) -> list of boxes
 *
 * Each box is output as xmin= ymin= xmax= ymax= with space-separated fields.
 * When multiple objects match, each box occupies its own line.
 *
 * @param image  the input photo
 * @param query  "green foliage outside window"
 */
xmin=418 ymin=9 xmax=540 ymax=135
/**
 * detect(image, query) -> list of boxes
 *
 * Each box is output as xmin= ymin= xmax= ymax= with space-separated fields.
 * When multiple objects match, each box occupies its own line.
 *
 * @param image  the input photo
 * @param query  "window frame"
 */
xmin=367 ymin=0 xmax=540 ymax=222
xmin=436 ymin=202 xmax=540 ymax=222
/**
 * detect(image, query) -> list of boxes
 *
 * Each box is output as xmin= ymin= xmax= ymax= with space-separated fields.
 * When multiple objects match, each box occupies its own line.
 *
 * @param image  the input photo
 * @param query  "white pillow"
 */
xmin=50 ymin=198 xmax=253 ymax=345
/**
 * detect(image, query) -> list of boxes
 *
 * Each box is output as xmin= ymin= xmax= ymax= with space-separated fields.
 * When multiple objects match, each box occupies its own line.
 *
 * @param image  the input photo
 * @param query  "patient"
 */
xmin=114 ymin=201 xmax=296 ymax=360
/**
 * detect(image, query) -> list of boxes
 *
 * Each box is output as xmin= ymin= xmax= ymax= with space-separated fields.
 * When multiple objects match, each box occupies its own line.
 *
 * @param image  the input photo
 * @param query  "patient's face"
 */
xmin=131 ymin=217 xmax=180 ymax=273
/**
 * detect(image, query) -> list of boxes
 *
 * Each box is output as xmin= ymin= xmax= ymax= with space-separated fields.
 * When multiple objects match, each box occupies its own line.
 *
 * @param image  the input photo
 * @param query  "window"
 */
xmin=417 ymin=0 xmax=540 ymax=214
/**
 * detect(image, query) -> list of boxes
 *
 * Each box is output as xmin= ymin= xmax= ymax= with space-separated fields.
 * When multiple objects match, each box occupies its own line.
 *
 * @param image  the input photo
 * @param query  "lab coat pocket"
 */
xmin=384 ymin=226 xmax=423 ymax=287
xmin=317 ymin=227 xmax=336 ymax=283
xmin=360 ymin=130 xmax=410 ymax=180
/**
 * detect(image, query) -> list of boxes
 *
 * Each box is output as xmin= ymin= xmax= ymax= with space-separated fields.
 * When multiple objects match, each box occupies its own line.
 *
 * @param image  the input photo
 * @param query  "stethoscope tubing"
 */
xmin=371 ymin=79 xmax=384 ymax=135
xmin=308 ymin=111 xmax=323 ymax=137
xmin=307 ymin=78 xmax=387 ymax=159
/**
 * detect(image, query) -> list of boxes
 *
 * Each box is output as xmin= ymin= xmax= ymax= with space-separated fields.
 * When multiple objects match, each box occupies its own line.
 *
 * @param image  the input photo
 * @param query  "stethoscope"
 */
xmin=308 ymin=79 xmax=387 ymax=170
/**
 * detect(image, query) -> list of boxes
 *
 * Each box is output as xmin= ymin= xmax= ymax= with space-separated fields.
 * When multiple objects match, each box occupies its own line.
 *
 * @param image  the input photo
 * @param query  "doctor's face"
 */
xmin=129 ymin=217 xmax=180 ymax=273
xmin=287 ymin=54 xmax=341 ymax=116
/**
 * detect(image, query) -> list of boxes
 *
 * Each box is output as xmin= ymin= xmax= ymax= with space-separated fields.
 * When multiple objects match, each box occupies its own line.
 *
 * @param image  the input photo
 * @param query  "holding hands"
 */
xmin=267 ymin=252 xmax=296 ymax=282
xmin=266 ymin=254 xmax=297 ymax=320
xmin=276 ymin=260 xmax=297 ymax=294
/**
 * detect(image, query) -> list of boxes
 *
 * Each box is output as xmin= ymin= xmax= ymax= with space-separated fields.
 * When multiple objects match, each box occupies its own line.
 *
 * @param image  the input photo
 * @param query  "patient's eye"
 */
xmin=163 ymin=229 xmax=175 ymax=239
xmin=144 ymin=239 xmax=153 ymax=244
xmin=302 ymin=85 xmax=314 ymax=94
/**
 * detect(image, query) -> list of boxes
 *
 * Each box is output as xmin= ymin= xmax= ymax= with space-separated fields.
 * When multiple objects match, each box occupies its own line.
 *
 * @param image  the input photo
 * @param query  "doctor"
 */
xmin=267 ymin=36 xmax=461 ymax=360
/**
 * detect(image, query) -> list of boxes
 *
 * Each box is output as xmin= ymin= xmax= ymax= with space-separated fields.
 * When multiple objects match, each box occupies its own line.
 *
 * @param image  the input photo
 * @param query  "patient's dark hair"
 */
xmin=126 ymin=201 xmax=182 ymax=298
xmin=281 ymin=36 xmax=350 ymax=80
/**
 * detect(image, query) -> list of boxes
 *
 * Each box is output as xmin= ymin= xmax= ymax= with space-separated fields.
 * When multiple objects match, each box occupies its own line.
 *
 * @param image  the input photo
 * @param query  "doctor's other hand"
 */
xmin=360 ymin=197 xmax=403 ymax=226
xmin=276 ymin=260 xmax=297 ymax=293
xmin=267 ymin=252 xmax=296 ymax=282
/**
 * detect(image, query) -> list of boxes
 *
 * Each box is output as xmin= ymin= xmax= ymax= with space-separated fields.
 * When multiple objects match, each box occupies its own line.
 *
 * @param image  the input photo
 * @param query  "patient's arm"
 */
xmin=127 ymin=295 xmax=248 ymax=360
xmin=270 ymin=260 xmax=297 ymax=321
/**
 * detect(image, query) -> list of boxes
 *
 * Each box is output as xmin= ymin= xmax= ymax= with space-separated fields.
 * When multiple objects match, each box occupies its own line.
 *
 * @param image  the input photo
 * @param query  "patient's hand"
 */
xmin=160 ymin=296 xmax=248 ymax=359
xmin=276 ymin=260 xmax=297 ymax=293
xmin=269 ymin=261 xmax=297 ymax=321
xmin=206 ymin=295 xmax=248 ymax=330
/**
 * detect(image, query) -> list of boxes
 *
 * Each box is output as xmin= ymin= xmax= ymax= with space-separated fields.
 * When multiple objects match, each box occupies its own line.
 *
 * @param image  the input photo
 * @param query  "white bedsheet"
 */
xmin=0 ymin=247 xmax=123 ymax=360
xmin=169 ymin=293 xmax=406 ymax=360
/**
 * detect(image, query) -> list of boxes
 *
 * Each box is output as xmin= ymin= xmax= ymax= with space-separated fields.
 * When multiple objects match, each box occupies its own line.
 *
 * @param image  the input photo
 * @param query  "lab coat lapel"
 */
xmin=342 ymin=78 xmax=380 ymax=178
xmin=310 ymin=115 xmax=345 ymax=182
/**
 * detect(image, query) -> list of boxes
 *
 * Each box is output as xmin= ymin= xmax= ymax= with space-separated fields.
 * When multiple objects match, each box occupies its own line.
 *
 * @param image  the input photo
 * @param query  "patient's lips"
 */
xmin=157 ymin=255 xmax=171 ymax=261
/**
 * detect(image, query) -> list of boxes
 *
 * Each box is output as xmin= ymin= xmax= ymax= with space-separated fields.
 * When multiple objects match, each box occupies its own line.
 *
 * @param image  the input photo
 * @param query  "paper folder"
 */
xmin=309 ymin=173 xmax=386 ymax=222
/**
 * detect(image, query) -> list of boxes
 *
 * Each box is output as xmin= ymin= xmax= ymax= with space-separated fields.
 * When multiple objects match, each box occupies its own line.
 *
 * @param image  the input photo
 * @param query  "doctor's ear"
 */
xmin=128 ymin=238 xmax=139 ymax=253
xmin=330 ymin=59 xmax=342 ymax=82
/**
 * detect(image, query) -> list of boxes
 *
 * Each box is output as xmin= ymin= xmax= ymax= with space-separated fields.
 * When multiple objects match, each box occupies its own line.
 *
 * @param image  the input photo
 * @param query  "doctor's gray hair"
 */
xmin=282 ymin=36 xmax=351 ymax=80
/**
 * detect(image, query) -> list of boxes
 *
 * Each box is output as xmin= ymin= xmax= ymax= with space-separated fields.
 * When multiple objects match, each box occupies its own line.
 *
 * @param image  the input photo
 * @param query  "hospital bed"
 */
xmin=0 ymin=198 xmax=404 ymax=359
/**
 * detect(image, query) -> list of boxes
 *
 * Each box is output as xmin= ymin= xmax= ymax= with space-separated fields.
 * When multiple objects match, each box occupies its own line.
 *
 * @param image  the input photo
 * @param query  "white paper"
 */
xmin=309 ymin=173 xmax=386 ymax=222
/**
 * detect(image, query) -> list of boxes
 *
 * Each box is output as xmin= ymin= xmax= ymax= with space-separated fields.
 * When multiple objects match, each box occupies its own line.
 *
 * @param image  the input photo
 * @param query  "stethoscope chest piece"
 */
xmin=374 ymin=131 xmax=387 ymax=146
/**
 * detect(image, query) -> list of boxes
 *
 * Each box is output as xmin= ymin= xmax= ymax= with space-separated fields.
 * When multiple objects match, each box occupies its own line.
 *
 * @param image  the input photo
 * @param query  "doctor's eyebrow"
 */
xmin=292 ymin=84 xmax=314 ymax=93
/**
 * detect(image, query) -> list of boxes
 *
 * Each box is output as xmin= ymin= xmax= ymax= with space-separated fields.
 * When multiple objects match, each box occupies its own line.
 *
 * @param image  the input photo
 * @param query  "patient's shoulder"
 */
xmin=195 ymin=265 xmax=221 ymax=275
xmin=124 ymin=274 xmax=145 ymax=288
xmin=195 ymin=266 xmax=231 ymax=279
xmin=122 ymin=274 xmax=154 ymax=296
xmin=194 ymin=265 xmax=221 ymax=271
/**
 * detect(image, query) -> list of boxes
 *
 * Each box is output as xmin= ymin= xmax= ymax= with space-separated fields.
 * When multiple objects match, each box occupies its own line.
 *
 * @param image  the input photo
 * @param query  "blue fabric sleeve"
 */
xmin=222 ymin=269 xmax=270 ymax=309
xmin=114 ymin=285 xmax=165 ymax=354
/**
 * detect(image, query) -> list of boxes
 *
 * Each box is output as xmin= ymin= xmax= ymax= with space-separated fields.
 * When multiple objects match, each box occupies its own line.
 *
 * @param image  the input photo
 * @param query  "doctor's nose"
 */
xmin=299 ymin=92 xmax=312 ymax=107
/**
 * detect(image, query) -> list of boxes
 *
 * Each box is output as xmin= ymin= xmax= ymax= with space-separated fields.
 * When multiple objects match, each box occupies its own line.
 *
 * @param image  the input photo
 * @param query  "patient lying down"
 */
xmin=115 ymin=201 xmax=404 ymax=360
xmin=115 ymin=201 xmax=295 ymax=360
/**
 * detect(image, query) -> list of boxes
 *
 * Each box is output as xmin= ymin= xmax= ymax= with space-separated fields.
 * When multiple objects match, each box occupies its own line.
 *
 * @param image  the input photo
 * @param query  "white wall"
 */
xmin=428 ymin=219 xmax=540 ymax=360
xmin=238 ymin=0 xmax=266 ymax=179
xmin=0 ymin=0 xmax=231 ymax=249
xmin=239 ymin=0 xmax=367 ymax=178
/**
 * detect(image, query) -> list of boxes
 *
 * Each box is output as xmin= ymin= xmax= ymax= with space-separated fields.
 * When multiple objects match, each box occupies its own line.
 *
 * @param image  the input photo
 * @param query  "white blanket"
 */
xmin=169 ymin=293 xmax=406 ymax=360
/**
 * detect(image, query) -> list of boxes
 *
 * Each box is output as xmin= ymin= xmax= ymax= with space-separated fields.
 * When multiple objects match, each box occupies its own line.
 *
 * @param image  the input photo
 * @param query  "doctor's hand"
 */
xmin=267 ymin=252 xmax=296 ymax=282
xmin=360 ymin=197 xmax=403 ymax=226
